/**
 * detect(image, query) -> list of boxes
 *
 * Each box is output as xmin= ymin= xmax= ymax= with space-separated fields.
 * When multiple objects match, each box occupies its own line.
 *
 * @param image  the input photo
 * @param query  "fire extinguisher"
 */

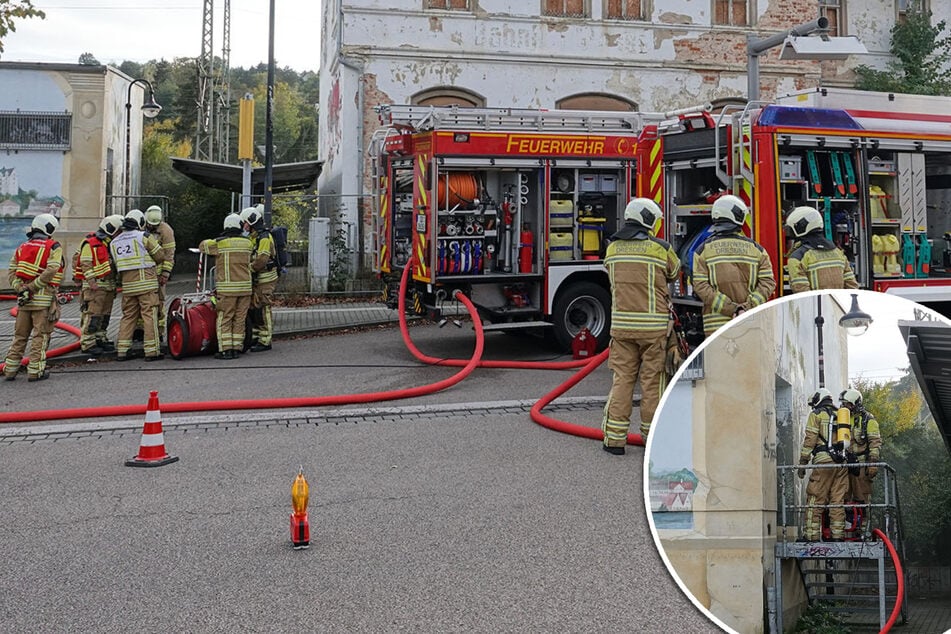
xmin=571 ymin=327 xmax=597 ymax=359
xmin=519 ymin=224 xmax=534 ymax=274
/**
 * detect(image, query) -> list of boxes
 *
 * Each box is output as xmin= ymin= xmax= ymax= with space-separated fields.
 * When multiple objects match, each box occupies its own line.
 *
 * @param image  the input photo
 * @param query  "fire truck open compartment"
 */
xmin=660 ymin=90 xmax=951 ymax=318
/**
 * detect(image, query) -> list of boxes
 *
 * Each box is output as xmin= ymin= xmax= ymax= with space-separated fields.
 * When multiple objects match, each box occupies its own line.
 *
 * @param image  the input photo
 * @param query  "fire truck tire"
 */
xmin=550 ymin=281 xmax=610 ymax=353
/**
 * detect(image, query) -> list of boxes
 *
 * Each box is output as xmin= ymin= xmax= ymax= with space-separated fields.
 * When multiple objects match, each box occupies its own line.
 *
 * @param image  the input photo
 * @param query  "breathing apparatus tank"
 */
xmin=834 ymin=407 xmax=852 ymax=450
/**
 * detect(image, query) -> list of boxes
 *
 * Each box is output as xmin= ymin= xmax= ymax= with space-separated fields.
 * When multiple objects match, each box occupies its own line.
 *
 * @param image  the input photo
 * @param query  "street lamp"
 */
xmin=839 ymin=293 xmax=873 ymax=336
xmin=747 ymin=17 xmax=868 ymax=102
xmin=124 ymin=78 xmax=162 ymax=201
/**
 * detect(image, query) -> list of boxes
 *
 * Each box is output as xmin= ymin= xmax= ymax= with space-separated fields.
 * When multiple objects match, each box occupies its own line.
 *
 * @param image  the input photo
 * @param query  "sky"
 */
xmin=1 ymin=0 xmax=322 ymax=73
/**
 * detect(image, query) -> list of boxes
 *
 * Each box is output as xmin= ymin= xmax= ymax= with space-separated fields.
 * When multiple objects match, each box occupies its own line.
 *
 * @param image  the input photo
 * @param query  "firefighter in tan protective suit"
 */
xmin=841 ymin=388 xmax=882 ymax=505
xmin=199 ymin=213 xmax=254 ymax=359
xmin=144 ymin=205 xmax=175 ymax=335
xmin=785 ymin=206 xmax=858 ymax=292
xmin=75 ymin=214 xmax=123 ymax=356
xmin=797 ymin=388 xmax=850 ymax=541
xmin=3 ymin=214 xmax=64 ymax=382
xmin=240 ymin=204 xmax=278 ymax=352
xmin=110 ymin=209 xmax=166 ymax=361
xmin=692 ymin=195 xmax=776 ymax=336
xmin=601 ymin=198 xmax=681 ymax=454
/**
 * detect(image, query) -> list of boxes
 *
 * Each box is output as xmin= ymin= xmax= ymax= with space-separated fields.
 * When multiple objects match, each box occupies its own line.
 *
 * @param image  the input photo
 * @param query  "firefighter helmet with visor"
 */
xmin=840 ymin=388 xmax=863 ymax=408
xmin=623 ymin=198 xmax=663 ymax=232
xmin=125 ymin=209 xmax=146 ymax=230
xmin=99 ymin=214 xmax=124 ymax=236
xmin=144 ymin=205 xmax=163 ymax=227
xmin=31 ymin=213 xmax=58 ymax=236
xmin=223 ymin=213 xmax=243 ymax=231
xmin=710 ymin=194 xmax=749 ymax=226
xmin=786 ymin=206 xmax=824 ymax=238
xmin=808 ymin=388 xmax=833 ymax=408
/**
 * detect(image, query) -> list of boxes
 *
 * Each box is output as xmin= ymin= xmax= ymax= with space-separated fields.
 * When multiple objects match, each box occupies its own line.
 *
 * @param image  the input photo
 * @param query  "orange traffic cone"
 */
xmin=125 ymin=391 xmax=179 ymax=467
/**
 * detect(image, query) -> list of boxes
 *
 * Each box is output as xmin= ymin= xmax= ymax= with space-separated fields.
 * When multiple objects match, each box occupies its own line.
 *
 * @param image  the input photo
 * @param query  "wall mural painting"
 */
xmin=0 ymin=154 xmax=64 ymax=264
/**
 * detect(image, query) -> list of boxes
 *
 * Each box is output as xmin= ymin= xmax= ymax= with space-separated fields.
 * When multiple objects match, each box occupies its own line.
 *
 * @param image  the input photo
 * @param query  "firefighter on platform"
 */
xmin=75 ymin=214 xmax=123 ymax=356
xmin=144 ymin=204 xmax=176 ymax=336
xmin=241 ymin=204 xmax=278 ymax=352
xmin=199 ymin=213 xmax=254 ymax=359
xmin=785 ymin=206 xmax=859 ymax=292
xmin=692 ymin=195 xmax=776 ymax=337
xmin=841 ymin=388 xmax=882 ymax=505
xmin=797 ymin=388 xmax=849 ymax=542
xmin=3 ymin=214 xmax=64 ymax=382
xmin=601 ymin=198 xmax=681 ymax=453
xmin=110 ymin=209 xmax=166 ymax=361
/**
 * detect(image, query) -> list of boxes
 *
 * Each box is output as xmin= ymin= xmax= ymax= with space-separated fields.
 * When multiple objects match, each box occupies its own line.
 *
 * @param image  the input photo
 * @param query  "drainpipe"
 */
xmin=337 ymin=0 xmax=366 ymax=273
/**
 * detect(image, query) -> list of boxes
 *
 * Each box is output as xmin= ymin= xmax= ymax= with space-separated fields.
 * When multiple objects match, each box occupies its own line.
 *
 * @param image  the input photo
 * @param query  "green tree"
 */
xmin=0 ymin=0 xmax=44 ymax=54
xmin=855 ymin=0 xmax=951 ymax=96
xmin=857 ymin=374 xmax=951 ymax=565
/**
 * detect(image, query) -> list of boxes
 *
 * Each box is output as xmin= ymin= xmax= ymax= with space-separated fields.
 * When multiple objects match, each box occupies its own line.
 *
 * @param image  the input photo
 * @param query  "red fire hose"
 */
xmin=0 ymin=302 xmax=82 ymax=373
xmin=872 ymin=527 xmax=905 ymax=634
xmin=0 ymin=289 xmax=486 ymax=424
xmin=396 ymin=260 xmax=643 ymax=447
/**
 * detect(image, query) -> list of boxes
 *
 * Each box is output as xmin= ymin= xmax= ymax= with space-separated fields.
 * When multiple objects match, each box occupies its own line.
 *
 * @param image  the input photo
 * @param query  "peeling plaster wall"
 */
xmin=659 ymin=296 xmax=847 ymax=633
xmin=319 ymin=1 xmax=937 ymax=270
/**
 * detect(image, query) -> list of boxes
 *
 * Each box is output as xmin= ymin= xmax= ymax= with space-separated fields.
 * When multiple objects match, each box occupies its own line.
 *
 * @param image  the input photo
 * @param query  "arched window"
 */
xmin=556 ymin=94 xmax=637 ymax=111
xmin=411 ymin=87 xmax=485 ymax=107
xmin=709 ymin=97 xmax=747 ymax=116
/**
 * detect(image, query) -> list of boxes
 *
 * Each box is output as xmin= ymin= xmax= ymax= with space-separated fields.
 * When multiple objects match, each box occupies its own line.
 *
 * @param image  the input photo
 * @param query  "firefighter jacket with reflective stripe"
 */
xmin=250 ymin=229 xmax=279 ymax=285
xmin=8 ymin=236 xmax=63 ymax=308
xmin=799 ymin=405 xmax=838 ymax=465
xmin=78 ymin=233 xmax=115 ymax=289
xmin=692 ymin=229 xmax=776 ymax=334
xmin=150 ymin=221 xmax=176 ymax=277
xmin=849 ymin=409 xmax=881 ymax=462
xmin=604 ymin=231 xmax=680 ymax=337
xmin=199 ymin=233 xmax=253 ymax=296
xmin=787 ymin=234 xmax=858 ymax=293
xmin=110 ymin=230 xmax=164 ymax=296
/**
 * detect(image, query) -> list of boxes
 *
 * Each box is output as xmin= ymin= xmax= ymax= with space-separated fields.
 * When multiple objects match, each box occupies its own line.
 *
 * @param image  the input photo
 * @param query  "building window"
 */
xmin=0 ymin=111 xmax=71 ymax=151
xmin=712 ymin=0 xmax=749 ymax=26
xmin=425 ymin=0 xmax=470 ymax=9
xmin=820 ymin=0 xmax=843 ymax=36
xmin=605 ymin=0 xmax=646 ymax=20
xmin=543 ymin=0 xmax=589 ymax=18
xmin=557 ymin=93 xmax=638 ymax=111
xmin=412 ymin=87 xmax=485 ymax=108
xmin=898 ymin=0 xmax=928 ymax=22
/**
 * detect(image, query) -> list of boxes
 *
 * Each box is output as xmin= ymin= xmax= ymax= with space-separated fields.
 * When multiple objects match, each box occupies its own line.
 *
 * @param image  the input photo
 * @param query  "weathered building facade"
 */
xmin=318 ymin=0 xmax=946 ymax=273
xmin=0 ymin=62 xmax=151 ymax=283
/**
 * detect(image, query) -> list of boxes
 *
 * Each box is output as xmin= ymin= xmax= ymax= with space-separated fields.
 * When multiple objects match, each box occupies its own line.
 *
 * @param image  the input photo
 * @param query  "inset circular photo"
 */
xmin=645 ymin=290 xmax=951 ymax=634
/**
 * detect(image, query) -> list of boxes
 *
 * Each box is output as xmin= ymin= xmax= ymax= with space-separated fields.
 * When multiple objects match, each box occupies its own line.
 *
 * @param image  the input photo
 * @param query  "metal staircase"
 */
xmin=773 ymin=461 xmax=908 ymax=632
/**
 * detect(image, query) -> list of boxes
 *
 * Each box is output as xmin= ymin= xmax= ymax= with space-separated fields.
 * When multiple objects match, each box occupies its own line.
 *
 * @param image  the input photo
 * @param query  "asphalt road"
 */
xmin=0 ymin=324 xmax=719 ymax=633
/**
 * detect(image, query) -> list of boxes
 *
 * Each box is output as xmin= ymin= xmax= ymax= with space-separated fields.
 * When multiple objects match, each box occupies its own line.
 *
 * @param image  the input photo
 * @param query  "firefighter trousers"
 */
xmin=215 ymin=294 xmax=252 ymax=352
xmin=251 ymin=281 xmax=276 ymax=346
xmin=849 ymin=465 xmax=875 ymax=504
xmin=117 ymin=292 xmax=160 ymax=358
xmin=80 ymin=287 xmax=116 ymax=351
xmin=602 ymin=331 xmax=666 ymax=446
xmin=803 ymin=464 xmax=849 ymax=540
xmin=3 ymin=305 xmax=57 ymax=379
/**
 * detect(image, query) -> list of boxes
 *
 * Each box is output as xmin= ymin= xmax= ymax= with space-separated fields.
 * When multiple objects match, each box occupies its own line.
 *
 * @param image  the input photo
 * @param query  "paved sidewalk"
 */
xmin=0 ymin=276 xmax=406 ymax=363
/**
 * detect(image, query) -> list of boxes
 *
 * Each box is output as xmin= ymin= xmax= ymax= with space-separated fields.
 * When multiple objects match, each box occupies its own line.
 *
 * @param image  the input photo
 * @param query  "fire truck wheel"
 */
xmin=550 ymin=281 xmax=610 ymax=353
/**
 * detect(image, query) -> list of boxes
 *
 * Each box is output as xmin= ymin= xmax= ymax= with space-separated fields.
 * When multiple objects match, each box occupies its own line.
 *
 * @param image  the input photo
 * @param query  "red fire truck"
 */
xmin=658 ymin=87 xmax=951 ymax=317
xmin=371 ymin=104 xmax=701 ymax=351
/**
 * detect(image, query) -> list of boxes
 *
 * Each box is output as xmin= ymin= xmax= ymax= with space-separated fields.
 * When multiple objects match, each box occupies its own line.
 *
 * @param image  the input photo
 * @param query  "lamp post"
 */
xmin=124 ymin=78 xmax=162 ymax=203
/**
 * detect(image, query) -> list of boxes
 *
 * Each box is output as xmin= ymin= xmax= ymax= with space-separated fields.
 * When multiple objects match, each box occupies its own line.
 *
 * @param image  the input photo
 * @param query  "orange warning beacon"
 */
xmin=290 ymin=466 xmax=310 ymax=550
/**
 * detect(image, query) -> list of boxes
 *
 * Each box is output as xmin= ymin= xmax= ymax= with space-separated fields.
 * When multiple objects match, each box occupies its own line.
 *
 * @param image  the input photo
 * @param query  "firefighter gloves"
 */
xmin=16 ymin=288 xmax=33 ymax=306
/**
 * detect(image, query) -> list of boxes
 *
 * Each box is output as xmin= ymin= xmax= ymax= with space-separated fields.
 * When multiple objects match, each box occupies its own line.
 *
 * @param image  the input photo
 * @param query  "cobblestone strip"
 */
xmin=0 ymin=397 xmax=607 ymax=444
